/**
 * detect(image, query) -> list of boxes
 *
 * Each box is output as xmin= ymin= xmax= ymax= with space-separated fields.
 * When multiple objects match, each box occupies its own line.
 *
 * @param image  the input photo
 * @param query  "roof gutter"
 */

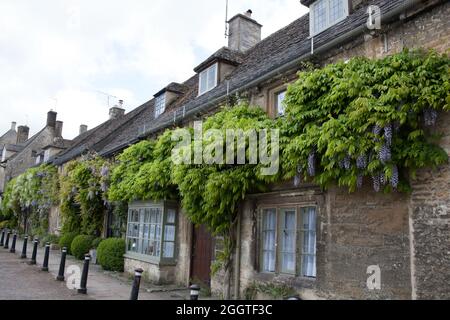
xmin=143 ymin=0 xmax=419 ymax=137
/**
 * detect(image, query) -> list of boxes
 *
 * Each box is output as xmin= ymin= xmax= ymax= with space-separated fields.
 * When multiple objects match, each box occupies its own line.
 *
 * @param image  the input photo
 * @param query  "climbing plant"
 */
xmin=282 ymin=49 xmax=450 ymax=193
xmin=59 ymin=154 xmax=110 ymax=236
xmin=0 ymin=164 xmax=59 ymax=235
xmin=108 ymin=130 xmax=179 ymax=203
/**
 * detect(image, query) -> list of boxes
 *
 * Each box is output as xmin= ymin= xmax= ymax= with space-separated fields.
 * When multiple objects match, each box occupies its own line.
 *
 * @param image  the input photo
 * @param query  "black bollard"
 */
xmin=56 ymin=247 xmax=67 ymax=281
xmin=130 ymin=268 xmax=144 ymax=300
xmin=41 ymin=242 xmax=50 ymax=272
xmin=0 ymin=229 xmax=5 ymax=246
xmin=4 ymin=231 xmax=11 ymax=249
xmin=20 ymin=236 xmax=28 ymax=259
xmin=78 ymin=254 xmax=91 ymax=294
xmin=190 ymin=284 xmax=201 ymax=300
xmin=29 ymin=238 xmax=39 ymax=265
xmin=9 ymin=233 xmax=17 ymax=253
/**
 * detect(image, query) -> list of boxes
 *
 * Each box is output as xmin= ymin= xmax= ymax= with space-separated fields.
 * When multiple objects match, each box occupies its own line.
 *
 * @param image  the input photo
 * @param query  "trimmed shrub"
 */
xmin=91 ymin=237 xmax=103 ymax=249
xmin=40 ymin=234 xmax=61 ymax=248
xmin=97 ymin=238 xmax=126 ymax=272
xmin=58 ymin=232 xmax=78 ymax=254
xmin=71 ymin=235 xmax=94 ymax=260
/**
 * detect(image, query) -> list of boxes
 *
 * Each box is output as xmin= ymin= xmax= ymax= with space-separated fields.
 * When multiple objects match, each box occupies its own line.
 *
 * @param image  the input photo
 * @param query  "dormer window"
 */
xmin=154 ymin=93 xmax=166 ymax=119
xmin=310 ymin=0 xmax=348 ymax=36
xmin=198 ymin=63 xmax=218 ymax=96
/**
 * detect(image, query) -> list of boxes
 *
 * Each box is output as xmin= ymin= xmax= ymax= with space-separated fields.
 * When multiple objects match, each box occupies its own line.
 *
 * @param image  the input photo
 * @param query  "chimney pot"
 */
xmin=46 ymin=111 xmax=57 ymax=128
xmin=11 ymin=122 xmax=17 ymax=131
xmin=245 ymin=9 xmax=252 ymax=17
xmin=79 ymin=125 xmax=88 ymax=135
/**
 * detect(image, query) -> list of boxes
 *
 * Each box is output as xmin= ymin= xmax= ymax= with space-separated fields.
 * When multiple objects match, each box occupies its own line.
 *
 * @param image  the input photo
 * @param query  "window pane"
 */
xmin=301 ymin=207 xmax=317 ymax=277
xmin=276 ymin=91 xmax=286 ymax=116
xmin=313 ymin=0 xmax=327 ymax=34
xmin=262 ymin=209 xmax=276 ymax=272
xmin=164 ymin=225 xmax=176 ymax=241
xmin=329 ymin=0 xmax=345 ymax=24
xmin=163 ymin=242 xmax=175 ymax=258
xmin=200 ymin=70 xmax=208 ymax=94
xmin=167 ymin=209 xmax=176 ymax=224
xmin=207 ymin=64 xmax=217 ymax=89
xmin=281 ymin=209 xmax=296 ymax=273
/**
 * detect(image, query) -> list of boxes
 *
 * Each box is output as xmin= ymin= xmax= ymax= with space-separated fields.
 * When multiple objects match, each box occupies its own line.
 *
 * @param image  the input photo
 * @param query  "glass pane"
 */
xmin=263 ymin=251 xmax=275 ymax=272
xmin=200 ymin=70 xmax=208 ymax=94
xmin=163 ymin=242 xmax=175 ymax=258
xmin=156 ymin=225 xmax=162 ymax=240
xmin=329 ymin=0 xmax=345 ymax=24
xmin=132 ymin=224 xmax=139 ymax=237
xmin=150 ymin=209 xmax=156 ymax=223
xmin=263 ymin=209 xmax=276 ymax=230
xmin=156 ymin=209 xmax=162 ymax=224
xmin=144 ymin=209 xmax=150 ymax=223
xmin=313 ymin=0 xmax=327 ymax=33
xmin=302 ymin=255 xmax=317 ymax=278
xmin=282 ymin=253 xmax=296 ymax=273
xmin=167 ymin=209 xmax=176 ymax=224
xmin=150 ymin=225 xmax=155 ymax=240
xmin=143 ymin=225 xmax=150 ymax=239
xmin=155 ymin=241 xmax=161 ymax=257
xmin=276 ymin=91 xmax=286 ymax=116
xmin=164 ymin=225 xmax=175 ymax=241
xmin=207 ymin=64 xmax=217 ymax=90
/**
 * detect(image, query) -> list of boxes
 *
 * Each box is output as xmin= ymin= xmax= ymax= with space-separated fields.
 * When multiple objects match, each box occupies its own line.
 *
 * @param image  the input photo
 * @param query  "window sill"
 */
xmin=124 ymin=253 xmax=177 ymax=267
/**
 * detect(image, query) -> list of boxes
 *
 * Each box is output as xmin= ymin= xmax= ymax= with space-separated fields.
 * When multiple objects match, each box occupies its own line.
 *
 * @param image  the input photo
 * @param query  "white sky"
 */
xmin=0 ymin=0 xmax=308 ymax=139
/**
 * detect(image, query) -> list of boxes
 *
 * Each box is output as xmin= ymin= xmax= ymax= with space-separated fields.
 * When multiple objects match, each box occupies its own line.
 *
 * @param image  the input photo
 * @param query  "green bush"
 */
xmin=97 ymin=238 xmax=126 ymax=272
xmin=58 ymin=232 xmax=78 ymax=254
xmin=39 ymin=234 xmax=61 ymax=247
xmin=71 ymin=235 xmax=94 ymax=260
xmin=91 ymin=237 xmax=103 ymax=249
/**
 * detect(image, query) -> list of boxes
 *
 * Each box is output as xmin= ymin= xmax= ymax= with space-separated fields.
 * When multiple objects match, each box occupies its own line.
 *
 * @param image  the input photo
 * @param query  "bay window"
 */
xmin=260 ymin=206 xmax=317 ymax=278
xmin=126 ymin=201 xmax=178 ymax=263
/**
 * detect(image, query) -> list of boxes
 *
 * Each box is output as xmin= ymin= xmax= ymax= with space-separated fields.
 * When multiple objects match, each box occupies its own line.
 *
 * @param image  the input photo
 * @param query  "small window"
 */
xmin=310 ymin=0 xmax=348 ymax=36
xmin=275 ymin=90 xmax=287 ymax=117
xmin=260 ymin=206 xmax=317 ymax=278
xmin=154 ymin=93 xmax=166 ymax=118
xmin=198 ymin=63 xmax=218 ymax=96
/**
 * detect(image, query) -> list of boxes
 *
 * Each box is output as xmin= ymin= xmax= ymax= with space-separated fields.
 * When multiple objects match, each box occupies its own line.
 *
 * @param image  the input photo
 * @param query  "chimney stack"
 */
xmin=47 ymin=111 xmax=57 ymax=128
xmin=109 ymin=100 xmax=125 ymax=120
xmin=79 ymin=124 xmax=88 ymax=135
xmin=11 ymin=122 xmax=17 ymax=131
xmin=55 ymin=121 xmax=63 ymax=138
xmin=228 ymin=9 xmax=262 ymax=52
xmin=17 ymin=126 xmax=30 ymax=144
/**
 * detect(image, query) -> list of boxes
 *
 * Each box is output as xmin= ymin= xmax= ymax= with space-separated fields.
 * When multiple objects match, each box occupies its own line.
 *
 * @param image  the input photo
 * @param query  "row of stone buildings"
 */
xmin=1 ymin=0 xmax=449 ymax=299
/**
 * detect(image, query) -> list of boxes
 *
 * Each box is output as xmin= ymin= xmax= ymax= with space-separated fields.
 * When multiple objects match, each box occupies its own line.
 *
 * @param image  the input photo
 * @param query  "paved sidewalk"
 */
xmin=1 ymin=237 xmax=191 ymax=300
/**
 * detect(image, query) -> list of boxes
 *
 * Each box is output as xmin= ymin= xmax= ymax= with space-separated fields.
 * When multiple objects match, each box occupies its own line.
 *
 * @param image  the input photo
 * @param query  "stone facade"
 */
xmin=210 ymin=0 xmax=450 ymax=300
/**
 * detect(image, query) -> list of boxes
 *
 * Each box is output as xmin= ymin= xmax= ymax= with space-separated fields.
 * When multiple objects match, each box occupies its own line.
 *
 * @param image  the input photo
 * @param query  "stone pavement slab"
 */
xmin=2 ymin=237 xmax=191 ymax=300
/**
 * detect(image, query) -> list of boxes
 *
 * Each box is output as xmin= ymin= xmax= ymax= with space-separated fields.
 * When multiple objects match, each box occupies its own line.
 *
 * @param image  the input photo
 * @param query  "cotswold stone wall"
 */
xmin=409 ymin=112 xmax=450 ymax=299
xmin=230 ymin=1 xmax=450 ymax=300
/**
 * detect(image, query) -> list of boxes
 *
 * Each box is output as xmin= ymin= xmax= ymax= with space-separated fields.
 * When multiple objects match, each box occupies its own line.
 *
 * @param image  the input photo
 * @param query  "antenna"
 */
xmin=95 ymin=90 xmax=118 ymax=108
xmin=225 ymin=0 xmax=229 ymax=39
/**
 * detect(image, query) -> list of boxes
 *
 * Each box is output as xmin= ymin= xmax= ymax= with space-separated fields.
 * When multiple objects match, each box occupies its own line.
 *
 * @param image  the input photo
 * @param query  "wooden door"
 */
xmin=190 ymin=225 xmax=213 ymax=286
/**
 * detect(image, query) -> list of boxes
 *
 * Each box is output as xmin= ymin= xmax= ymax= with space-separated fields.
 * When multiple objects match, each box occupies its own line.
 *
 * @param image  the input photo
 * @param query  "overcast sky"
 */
xmin=0 ymin=1 xmax=308 ymax=139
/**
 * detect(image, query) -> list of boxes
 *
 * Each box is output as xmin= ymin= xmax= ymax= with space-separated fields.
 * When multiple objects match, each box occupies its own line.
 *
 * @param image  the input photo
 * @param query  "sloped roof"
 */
xmin=194 ymin=47 xmax=245 ymax=73
xmin=56 ymin=0 xmax=420 ymax=162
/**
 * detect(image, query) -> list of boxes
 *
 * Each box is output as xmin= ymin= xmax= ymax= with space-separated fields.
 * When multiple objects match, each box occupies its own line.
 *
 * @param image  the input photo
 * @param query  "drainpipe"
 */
xmin=234 ymin=208 xmax=242 ymax=300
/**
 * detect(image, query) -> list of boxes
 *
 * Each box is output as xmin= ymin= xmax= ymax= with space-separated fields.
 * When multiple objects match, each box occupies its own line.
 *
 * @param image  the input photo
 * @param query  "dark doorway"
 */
xmin=190 ymin=225 xmax=213 ymax=287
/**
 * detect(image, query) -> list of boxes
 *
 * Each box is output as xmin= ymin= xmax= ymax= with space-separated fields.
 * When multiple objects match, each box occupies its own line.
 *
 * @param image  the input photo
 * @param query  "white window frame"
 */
xmin=198 ymin=63 xmax=218 ymax=96
xmin=154 ymin=93 xmax=166 ymax=119
xmin=310 ymin=0 xmax=349 ymax=37
xmin=125 ymin=201 xmax=178 ymax=264
xmin=260 ymin=205 xmax=317 ymax=278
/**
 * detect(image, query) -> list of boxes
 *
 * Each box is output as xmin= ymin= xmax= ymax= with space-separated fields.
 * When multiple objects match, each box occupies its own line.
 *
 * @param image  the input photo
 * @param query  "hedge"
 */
xmin=71 ymin=235 xmax=94 ymax=260
xmin=97 ymin=238 xmax=126 ymax=272
xmin=58 ymin=232 xmax=78 ymax=254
